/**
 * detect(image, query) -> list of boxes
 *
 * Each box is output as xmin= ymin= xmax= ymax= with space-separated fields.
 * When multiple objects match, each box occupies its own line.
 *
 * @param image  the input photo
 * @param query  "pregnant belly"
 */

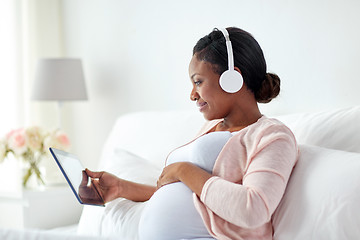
xmin=138 ymin=182 xmax=211 ymax=240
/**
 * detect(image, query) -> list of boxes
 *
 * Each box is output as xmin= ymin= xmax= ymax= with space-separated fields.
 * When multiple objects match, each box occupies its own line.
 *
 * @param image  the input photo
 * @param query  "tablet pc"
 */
xmin=49 ymin=147 xmax=105 ymax=207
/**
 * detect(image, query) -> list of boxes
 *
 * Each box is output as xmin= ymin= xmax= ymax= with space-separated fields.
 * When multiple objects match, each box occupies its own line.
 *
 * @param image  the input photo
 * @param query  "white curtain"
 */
xmin=0 ymin=1 xmax=22 ymax=135
xmin=0 ymin=0 xmax=64 ymax=136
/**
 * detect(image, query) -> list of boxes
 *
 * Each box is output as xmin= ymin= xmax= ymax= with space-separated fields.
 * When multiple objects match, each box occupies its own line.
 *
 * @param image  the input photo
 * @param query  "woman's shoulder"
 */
xmin=262 ymin=116 xmax=296 ymax=137
xmin=251 ymin=115 xmax=295 ymax=135
xmin=232 ymin=115 xmax=298 ymax=148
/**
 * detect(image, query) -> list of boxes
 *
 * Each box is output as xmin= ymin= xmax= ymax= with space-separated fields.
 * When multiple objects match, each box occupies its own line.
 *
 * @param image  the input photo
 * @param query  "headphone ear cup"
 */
xmin=219 ymin=70 xmax=243 ymax=93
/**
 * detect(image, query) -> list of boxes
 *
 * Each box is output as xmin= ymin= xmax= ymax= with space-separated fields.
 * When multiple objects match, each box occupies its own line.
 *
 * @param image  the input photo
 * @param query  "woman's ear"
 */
xmin=234 ymin=66 xmax=242 ymax=75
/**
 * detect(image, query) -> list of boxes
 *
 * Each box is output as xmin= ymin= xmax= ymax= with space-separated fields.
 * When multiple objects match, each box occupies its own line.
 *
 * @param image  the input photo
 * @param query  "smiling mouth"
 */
xmin=196 ymin=102 xmax=208 ymax=112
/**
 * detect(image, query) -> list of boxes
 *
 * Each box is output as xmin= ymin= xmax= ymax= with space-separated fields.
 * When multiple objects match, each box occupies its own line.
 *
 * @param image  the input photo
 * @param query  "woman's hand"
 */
xmin=157 ymin=162 xmax=184 ymax=189
xmin=157 ymin=162 xmax=213 ymax=197
xmin=83 ymin=169 xmax=123 ymax=203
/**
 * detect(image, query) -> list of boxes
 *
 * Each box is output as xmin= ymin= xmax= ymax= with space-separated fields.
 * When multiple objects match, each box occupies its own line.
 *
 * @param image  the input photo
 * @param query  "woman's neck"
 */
xmin=215 ymin=104 xmax=262 ymax=132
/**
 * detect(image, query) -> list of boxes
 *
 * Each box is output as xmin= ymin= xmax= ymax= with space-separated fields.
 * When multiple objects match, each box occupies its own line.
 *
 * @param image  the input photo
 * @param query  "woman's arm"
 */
xmin=198 ymin=137 xmax=298 ymax=228
xmin=85 ymin=169 xmax=156 ymax=202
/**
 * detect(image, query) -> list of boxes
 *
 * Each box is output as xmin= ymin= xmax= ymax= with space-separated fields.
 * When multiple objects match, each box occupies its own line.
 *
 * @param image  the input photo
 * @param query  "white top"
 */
xmin=138 ymin=131 xmax=233 ymax=240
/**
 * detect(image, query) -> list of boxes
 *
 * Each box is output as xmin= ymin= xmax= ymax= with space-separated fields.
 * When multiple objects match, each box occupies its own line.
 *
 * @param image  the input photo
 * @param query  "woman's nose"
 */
xmin=190 ymin=88 xmax=199 ymax=101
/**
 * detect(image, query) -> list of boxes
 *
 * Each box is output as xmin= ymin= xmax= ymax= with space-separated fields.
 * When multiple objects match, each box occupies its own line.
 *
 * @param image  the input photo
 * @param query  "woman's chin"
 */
xmin=201 ymin=112 xmax=215 ymax=121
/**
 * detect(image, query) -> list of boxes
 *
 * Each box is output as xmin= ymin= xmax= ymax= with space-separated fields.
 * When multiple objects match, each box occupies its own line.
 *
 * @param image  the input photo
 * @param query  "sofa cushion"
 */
xmin=272 ymin=144 xmax=360 ymax=239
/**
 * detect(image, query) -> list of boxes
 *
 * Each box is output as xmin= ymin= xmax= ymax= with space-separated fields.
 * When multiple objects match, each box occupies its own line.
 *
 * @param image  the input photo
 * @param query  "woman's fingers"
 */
xmin=85 ymin=168 xmax=104 ymax=179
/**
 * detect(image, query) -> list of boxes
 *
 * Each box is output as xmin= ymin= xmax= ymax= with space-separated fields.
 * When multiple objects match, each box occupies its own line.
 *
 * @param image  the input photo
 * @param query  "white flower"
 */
xmin=25 ymin=126 xmax=44 ymax=152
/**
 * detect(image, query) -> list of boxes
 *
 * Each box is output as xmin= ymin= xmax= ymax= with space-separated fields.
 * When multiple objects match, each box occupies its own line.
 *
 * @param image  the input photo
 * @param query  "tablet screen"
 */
xmin=49 ymin=147 xmax=105 ymax=207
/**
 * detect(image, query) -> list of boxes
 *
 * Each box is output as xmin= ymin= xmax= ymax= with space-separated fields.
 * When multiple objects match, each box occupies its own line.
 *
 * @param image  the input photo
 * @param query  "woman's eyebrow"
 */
xmin=190 ymin=73 xmax=199 ymax=80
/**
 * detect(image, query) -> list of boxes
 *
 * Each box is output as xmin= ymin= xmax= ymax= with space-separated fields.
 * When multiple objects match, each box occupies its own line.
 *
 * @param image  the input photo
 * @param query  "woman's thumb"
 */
xmin=85 ymin=168 xmax=103 ymax=178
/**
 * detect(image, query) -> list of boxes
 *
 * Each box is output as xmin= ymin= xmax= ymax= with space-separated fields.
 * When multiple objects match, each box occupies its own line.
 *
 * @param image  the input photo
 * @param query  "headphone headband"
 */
xmin=219 ymin=28 xmax=234 ymax=71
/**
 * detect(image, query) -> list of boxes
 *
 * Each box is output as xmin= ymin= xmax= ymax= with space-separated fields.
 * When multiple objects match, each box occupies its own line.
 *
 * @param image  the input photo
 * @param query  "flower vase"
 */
xmin=21 ymin=153 xmax=46 ymax=189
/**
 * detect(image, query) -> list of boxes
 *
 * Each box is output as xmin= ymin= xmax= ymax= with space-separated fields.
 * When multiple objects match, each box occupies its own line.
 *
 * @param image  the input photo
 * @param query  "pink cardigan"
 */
xmin=192 ymin=116 xmax=298 ymax=240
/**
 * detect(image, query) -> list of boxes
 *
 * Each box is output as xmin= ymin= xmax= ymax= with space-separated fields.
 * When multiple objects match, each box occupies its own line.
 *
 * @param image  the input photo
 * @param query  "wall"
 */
xmin=60 ymin=0 xmax=360 ymax=168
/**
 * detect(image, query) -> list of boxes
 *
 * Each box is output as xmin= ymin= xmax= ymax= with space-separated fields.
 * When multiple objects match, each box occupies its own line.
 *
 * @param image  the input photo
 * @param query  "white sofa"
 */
xmin=76 ymin=106 xmax=360 ymax=240
xmin=2 ymin=106 xmax=360 ymax=240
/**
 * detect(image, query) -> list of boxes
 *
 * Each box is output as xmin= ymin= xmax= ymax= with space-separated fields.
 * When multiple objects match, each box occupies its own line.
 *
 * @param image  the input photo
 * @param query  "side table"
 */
xmin=0 ymin=185 xmax=83 ymax=229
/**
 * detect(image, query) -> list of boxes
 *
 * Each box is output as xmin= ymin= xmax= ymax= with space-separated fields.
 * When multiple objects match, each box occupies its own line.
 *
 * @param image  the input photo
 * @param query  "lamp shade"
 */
xmin=32 ymin=58 xmax=88 ymax=101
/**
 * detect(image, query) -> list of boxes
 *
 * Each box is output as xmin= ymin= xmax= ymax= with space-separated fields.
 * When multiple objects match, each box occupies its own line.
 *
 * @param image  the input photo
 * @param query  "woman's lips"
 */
xmin=197 ymin=101 xmax=208 ymax=112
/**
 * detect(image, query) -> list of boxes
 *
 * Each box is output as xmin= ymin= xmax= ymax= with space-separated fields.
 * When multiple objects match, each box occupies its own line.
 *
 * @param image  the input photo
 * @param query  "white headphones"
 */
xmin=218 ymin=28 xmax=243 ymax=93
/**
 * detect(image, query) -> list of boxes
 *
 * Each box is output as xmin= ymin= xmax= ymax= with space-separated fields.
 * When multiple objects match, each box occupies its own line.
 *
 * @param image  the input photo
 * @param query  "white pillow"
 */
xmin=273 ymin=144 xmax=360 ymax=240
xmin=99 ymin=110 xmax=205 ymax=170
xmin=276 ymin=106 xmax=360 ymax=153
xmin=77 ymin=149 xmax=161 ymax=239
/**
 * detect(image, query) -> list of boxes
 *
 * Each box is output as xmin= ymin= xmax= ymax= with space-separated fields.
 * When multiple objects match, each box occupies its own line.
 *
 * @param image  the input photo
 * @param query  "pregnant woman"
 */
xmin=85 ymin=27 xmax=298 ymax=240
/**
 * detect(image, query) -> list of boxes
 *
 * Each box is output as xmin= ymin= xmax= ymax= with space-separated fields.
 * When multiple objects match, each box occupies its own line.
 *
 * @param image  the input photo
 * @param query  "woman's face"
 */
xmin=188 ymin=55 xmax=234 ymax=120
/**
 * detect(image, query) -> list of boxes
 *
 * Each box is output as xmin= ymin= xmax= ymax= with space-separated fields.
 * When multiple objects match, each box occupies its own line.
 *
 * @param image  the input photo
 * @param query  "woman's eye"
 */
xmin=194 ymin=81 xmax=202 ymax=86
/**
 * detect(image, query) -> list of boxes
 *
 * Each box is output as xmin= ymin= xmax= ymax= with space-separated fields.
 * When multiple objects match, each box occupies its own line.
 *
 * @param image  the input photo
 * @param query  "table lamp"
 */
xmin=31 ymin=58 xmax=88 ymax=128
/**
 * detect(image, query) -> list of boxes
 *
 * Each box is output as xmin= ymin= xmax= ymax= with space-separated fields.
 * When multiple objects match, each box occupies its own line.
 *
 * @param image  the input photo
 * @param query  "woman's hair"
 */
xmin=193 ymin=27 xmax=280 ymax=103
